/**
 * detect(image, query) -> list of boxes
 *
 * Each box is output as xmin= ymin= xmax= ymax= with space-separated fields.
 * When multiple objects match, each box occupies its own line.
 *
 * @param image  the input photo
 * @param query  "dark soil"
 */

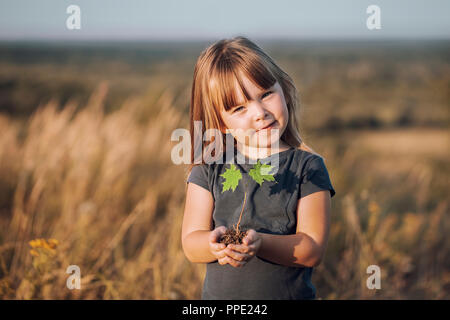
xmin=219 ymin=228 xmax=247 ymax=245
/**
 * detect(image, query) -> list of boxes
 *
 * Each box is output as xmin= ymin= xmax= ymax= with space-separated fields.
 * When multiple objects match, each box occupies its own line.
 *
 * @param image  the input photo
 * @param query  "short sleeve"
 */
xmin=299 ymin=156 xmax=336 ymax=199
xmin=186 ymin=165 xmax=210 ymax=192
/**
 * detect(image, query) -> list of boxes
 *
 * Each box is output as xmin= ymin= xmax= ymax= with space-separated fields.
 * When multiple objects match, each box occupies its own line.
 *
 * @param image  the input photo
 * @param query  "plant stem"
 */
xmin=235 ymin=179 xmax=248 ymax=232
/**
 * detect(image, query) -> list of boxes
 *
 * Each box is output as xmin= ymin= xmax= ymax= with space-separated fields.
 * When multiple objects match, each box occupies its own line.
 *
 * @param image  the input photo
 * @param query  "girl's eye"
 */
xmin=262 ymin=91 xmax=273 ymax=99
xmin=233 ymin=106 xmax=244 ymax=113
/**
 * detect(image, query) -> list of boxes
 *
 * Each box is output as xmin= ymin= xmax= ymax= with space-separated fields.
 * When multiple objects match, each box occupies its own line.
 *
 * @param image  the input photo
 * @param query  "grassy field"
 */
xmin=0 ymin=40 xmax=448 ymax=299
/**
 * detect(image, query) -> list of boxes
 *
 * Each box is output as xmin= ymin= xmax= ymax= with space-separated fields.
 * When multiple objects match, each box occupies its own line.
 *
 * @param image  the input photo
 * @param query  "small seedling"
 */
xmin=219 ymin=159 xmax=277 ymax=245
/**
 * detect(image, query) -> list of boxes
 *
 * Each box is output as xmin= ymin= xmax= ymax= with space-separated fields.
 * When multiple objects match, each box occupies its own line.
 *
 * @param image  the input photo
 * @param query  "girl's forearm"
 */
xmin=257 ymin=232 xmax=323 ymax=268
xmin=182 ymin=230 xmax=217 ymax=263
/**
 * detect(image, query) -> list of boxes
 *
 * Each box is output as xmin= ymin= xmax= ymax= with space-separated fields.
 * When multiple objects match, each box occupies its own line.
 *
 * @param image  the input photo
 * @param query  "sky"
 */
xmin=0 ymin=0 xmax=449 ymax=41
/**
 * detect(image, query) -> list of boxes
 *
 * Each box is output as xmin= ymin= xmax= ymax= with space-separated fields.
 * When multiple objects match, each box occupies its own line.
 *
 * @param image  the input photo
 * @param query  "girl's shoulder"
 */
xmin=292 ymin=146 xmax=326 ymax=165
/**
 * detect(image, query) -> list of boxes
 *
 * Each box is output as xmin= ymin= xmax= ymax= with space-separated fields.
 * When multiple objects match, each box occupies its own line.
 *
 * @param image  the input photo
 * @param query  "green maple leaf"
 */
xmin=249 ymin=160 xmax=276 ymax=186
xmin=220 ymin=164 xmax=242 ymax=192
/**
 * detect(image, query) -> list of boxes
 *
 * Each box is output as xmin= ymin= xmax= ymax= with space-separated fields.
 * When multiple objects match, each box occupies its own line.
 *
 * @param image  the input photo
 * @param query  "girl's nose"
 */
xmin=252 ymin=101 xmax=269 ymax=121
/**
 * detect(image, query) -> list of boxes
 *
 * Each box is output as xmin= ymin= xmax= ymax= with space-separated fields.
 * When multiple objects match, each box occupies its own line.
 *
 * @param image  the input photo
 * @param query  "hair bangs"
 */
xmin=208 ymin=59 xmax=248 ymax=113
xmin=238 ymin=52 xmax=278 ymax=94
xmin=209 ymin=52 xmax=278 ymax=113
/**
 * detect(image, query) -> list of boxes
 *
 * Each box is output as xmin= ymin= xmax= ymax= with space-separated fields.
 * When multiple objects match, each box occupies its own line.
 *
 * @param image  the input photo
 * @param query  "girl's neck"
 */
xmin=236 ymin=140 xmax=292 ymax=160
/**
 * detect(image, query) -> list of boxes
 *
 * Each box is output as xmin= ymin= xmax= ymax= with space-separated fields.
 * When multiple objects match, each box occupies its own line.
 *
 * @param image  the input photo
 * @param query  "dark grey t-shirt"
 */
xmin=186 ymin=147 xmax=336 ymax=300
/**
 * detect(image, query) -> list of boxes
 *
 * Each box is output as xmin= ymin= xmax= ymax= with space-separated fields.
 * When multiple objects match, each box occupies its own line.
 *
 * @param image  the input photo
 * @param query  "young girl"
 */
xmin=182 ymin=36 xmax=336 ymax=300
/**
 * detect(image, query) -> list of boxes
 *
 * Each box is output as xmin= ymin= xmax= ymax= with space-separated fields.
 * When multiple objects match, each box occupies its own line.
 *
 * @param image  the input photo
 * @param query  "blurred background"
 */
xmin=0 ymin=0 xmax=448 ymax=299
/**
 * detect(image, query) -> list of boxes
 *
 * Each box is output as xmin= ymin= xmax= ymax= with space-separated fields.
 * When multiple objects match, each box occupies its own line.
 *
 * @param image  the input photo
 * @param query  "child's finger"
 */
xmin=225 ymin=247 xmax=250 ymax=262
xmin=210 ymin=242 xmax=226 ymax=252
xmin=246 ymin=244 xmax=257 ymax=256
xmin=214 ymin=249 xmax=227 ymax=260
xmin=242 ymin=229 xmax=257 ymax=245
xmin=209 ymin=226 xmax=227 ymax=243
xmin=208 ymin=231 xmax=219 ymax=243
xmin=227 ymin=244 xmax=249 ymax=254
xmin=229 ymin=243 xmax=259 ymax=260
xmin=218 ymin=256 xmax=229 ymax=265
xmin=221 ymin=256 xmax=246 ymax=268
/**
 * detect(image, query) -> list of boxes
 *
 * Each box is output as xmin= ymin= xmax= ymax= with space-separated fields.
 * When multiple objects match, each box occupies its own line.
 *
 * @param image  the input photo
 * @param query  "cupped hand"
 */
xmin=208 ymin=226 xmax=246 ymax=268
xmin=225 ymin=229 xmax=262 ymax=265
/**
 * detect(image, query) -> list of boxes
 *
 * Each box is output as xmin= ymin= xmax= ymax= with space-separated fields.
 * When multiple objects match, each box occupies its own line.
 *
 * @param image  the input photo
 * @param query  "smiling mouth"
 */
xmin=257 ymin=121 xmax=276 ymax=132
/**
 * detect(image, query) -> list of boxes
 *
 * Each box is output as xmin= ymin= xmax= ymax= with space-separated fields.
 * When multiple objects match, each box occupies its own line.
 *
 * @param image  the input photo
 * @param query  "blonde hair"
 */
xmin=187 ymin=36 xmax=319 ymax=176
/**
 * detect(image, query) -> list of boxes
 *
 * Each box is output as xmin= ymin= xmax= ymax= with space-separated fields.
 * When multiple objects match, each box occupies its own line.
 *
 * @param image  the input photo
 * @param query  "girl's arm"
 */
xmin=181 ymin=182 xmax=216 ymax=263
xmin=182 ymin=182 xmax=245 ymax=267
xmin=257 ymin=190 xmax=331 ymax=268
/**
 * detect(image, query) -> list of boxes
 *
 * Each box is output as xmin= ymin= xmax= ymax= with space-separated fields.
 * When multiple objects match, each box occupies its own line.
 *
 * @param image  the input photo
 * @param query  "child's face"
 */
xmin=219 ymin=73 xmax=289 ymax=150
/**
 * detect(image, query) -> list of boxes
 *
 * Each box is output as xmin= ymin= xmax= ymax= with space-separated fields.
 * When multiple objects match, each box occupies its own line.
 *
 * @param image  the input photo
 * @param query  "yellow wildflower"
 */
xmin=47 ymin=239 xmax=59 ymax=249
xmin=29 ymin=238 xmax=59 ymax=251
xmin=29 ymin=239 xmax=39 ymax=248
xmin=41 ymin=240 xmax=52 ymax=250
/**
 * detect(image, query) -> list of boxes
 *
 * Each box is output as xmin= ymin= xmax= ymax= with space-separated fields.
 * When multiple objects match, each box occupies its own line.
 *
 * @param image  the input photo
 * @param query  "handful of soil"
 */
xmin=219 ymin=228 xmax=247 ymax=245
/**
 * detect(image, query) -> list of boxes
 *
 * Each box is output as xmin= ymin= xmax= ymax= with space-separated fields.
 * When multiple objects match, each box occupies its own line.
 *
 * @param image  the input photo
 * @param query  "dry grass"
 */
xmin=0 ymin=41 xmax=449 ymax=299
xmin=351 ymin=128 xmax=449 ymax=159
xmin=0 ymin=83 xmax=448 ymax=299
xmin=0 ymin=83 xmax=205 ymax=299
